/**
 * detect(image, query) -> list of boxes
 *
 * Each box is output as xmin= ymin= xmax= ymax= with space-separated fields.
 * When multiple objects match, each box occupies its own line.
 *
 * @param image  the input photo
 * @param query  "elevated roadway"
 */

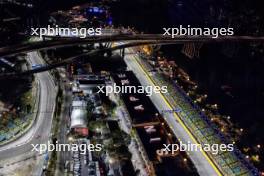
xmin=1 ymin=34 xmax=264 ymax=57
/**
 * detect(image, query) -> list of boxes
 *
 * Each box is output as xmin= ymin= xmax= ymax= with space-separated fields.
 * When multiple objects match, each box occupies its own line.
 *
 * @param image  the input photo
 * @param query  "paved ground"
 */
xmin=55 ymin=77 xmax=72 ymax=176
xmin=123 ymin=47 xmax=220 ymax=176
xmin=0 ymin=51 xmax=56 ymax=176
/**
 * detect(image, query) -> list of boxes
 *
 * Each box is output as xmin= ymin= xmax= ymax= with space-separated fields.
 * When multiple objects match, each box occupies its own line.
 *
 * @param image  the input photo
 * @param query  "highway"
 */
xmin=0 ymin=51 xmax=56 ymax=175
xmin=1 ymin=34 xmax=264 ymax=58
xmin=2 ymin=34 xmax=264 ymax=77
xmin=0 ymin=40 xmax=178 ymax=78
xmin=123 ymin=47 xmax=221 ymax=176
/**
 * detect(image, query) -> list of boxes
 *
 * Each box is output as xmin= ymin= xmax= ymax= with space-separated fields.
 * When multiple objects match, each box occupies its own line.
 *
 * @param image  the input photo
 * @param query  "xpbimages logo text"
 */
xmin=31 ymin=141 xmax=102 ymax=154
xmin=163 ymin=25 xmax=234 ymax=38
xmin=30 ymin=25 xmax=102 ymax=38
xmin=157 ymin=142 xmax=234 ymax=156
xmin=97 ymin=84 xmax=168 ymax=96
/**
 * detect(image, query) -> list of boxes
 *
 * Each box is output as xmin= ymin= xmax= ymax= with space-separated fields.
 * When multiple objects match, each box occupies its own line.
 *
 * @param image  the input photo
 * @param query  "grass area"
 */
xmin=20 ymin=88 xmax=34 ymax=113
xmin=0 ymin=81 xmax=37 ymax=143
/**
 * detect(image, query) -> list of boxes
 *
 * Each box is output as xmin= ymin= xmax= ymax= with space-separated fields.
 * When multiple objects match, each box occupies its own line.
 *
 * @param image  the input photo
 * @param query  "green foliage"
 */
xmin=88 ymin=120 xmax=107 ymax=132
xmin=104 ymin=129 xmax=132 ymax=162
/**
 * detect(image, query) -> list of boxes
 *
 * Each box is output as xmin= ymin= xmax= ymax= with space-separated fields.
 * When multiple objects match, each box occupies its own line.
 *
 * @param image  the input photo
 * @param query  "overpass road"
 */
xmin=1 ymin=34 xmax=264 ymax=58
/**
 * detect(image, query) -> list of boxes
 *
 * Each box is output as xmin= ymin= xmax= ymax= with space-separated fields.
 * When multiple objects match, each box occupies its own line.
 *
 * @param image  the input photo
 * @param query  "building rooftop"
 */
xmin=72 ymin=100 xmax=87 ymax=108
xmin=70 ymin=108 xmax=87 ymax=128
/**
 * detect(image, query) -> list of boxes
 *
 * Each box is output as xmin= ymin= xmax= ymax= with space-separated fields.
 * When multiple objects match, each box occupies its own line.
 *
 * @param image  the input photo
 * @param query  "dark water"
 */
xmin=110 ymin=0 xmax=264 ymax=169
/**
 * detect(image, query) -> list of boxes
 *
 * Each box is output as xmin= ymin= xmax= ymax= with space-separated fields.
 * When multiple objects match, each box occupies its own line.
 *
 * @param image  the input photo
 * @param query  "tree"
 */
xmin=88 ymin=120 xmax=107 ymax=132
xmin=104 ymin=130 xmax=132 ymax=162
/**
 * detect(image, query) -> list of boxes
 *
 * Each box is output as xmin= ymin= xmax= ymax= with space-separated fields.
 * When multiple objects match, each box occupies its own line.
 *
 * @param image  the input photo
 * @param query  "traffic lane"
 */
xmin=38 ymin=76 xmax=55 ymax=142
xmin=0 ymin=52 xmax=55 ymax=160
xmin=25 ymin=52 xmax=56 ymax=145
xmin=124 ymin=50 xmax=220 ymax=176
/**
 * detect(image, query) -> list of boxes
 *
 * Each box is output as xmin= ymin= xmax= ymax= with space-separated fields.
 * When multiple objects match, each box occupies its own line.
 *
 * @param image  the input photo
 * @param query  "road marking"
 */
xmin=131 ymin=54 xmax=222 ymax=176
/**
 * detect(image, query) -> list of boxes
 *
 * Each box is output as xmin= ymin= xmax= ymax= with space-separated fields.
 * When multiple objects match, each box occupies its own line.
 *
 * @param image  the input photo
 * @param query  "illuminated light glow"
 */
xmin=108 ymin=19 xmax=113 ymax=25
xmin=93 ymin=7 xmax=99 ymax=12
xmin=144 ymin=125 xmax=156 ymax=133
xmin=109 ymin=158 xmax=114 ymax=164
xmin=245 ymin=155 xmax=249 ymax=159
xmin=68 ymin=136 xmax=73 ymax=142
xmin=133 ymin=55 xmax=222 ymax=176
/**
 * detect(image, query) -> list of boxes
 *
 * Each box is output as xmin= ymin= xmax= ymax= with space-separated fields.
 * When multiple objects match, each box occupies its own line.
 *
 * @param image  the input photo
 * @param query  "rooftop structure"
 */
xmin=70 ymin=108 xmax=87 ymax=128
xmin=72 ymin=100 xmax=87 ymax=108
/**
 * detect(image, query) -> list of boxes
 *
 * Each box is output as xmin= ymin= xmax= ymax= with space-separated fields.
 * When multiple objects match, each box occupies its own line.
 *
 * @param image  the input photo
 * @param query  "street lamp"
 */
xmin=245 ymin=155 xmax=249 ymax=159
xmin=68 ymin=136 xmax=73 ymax=142
xmin=109 ymin=157 xmax=114 ymax=164
xmin=96 ymin=127 xmax=100 ymax=133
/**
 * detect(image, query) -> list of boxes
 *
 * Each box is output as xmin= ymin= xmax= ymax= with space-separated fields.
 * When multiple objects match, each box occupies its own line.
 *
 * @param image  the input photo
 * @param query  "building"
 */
xmin=70 ymin=108 xmax=87 ymax=129
xmin=72 ymin=100 xmax=87 ymax=108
